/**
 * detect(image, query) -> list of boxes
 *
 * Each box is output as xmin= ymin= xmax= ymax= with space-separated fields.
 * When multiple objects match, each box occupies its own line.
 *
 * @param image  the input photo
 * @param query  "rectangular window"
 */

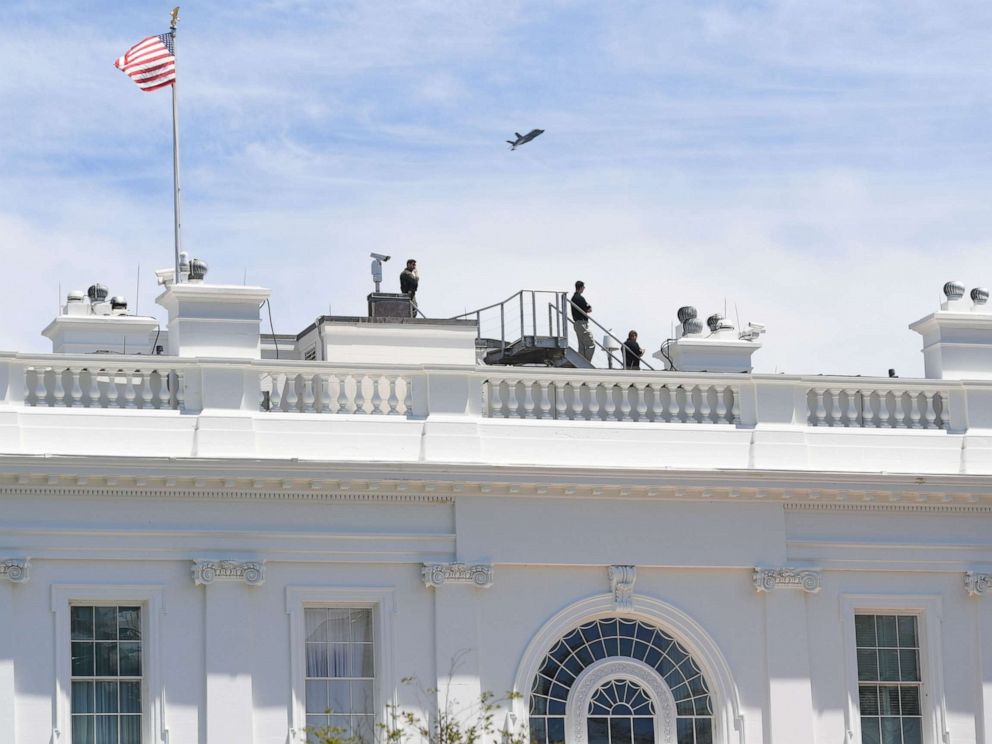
xmin=70 ymin=605 xmax=143 ymax=744
xmin=304 ymin=608 xmax=375 ymax=742
xmin=855 ymin=614 xmax=922 ymax=744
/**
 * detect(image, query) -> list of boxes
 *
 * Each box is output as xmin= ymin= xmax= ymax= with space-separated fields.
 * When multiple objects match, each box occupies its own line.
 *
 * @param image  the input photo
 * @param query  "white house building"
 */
xmin=3 ymin=266 xmax=992 ymax=744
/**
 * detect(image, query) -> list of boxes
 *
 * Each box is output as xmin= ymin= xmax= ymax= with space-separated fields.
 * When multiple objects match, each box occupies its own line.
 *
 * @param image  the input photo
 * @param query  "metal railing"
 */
xmin=562 ymin=298 xmax=657 ymax=371
xmin=451 ymin=290 xmax=568 ymax=354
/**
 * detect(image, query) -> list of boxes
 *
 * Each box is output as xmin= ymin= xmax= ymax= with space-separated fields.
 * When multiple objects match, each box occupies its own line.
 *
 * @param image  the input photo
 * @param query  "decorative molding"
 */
xmin=566 ymin=658 xmax=675 ymax=744
xmin=422 ymin=562 xmax=493 ymax=588
xmin=608 ymin=565 xmax=636 ymax=609
xmin=753 ymin=567 xmax=821 ymax=594
xmin=191 ymin=559 xmax=265 ymax=586
xmin=965 ymin=571 xmax=992 ymax=597
xmin=0 ymin=558 xmax=29 ymax=583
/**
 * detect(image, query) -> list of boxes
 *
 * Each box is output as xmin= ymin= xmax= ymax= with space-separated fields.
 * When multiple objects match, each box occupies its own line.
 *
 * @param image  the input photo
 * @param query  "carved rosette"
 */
xmin=191 ymin=559 xmax=265 ymax=586
xmin=608 ymin=565 xmax=636 ymax=609
xmin=753 ymin=567 xmax=821 ymax=594
xmin=965 ymin=571 xmax=992 ymax=597
xmin=421 ymin=563 xmax=493 ymax=588
xmin=0 ymin=558 xmax=29 ymax=583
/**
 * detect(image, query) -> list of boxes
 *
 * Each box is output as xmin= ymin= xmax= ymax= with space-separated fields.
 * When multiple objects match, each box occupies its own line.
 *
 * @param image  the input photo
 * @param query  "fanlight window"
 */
xmin=529 ymin=618 xmax=713 ymax=744
xmin=587 ymin=679 xmax=656 ymax=744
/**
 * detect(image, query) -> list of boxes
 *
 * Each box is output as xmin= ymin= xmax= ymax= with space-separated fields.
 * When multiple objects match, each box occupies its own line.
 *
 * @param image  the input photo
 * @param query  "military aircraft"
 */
xmin=506 ymin=129 xmax=544 ymax=150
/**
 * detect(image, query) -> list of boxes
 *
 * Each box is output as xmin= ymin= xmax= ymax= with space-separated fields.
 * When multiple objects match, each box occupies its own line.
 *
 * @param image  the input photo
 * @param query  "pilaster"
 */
xmin=0 ymin=581 xmax=14 ymax=743
xmin=204 ymin=581 xmax=256 ymax=743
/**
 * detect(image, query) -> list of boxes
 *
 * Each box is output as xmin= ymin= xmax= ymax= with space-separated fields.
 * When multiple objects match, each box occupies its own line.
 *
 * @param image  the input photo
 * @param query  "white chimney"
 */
xmin=653 ymin=307 xmax=762 ymax=373
xmin=155 ymin=281 xmax=270 ymax=359
xmin=909 ymin=281 xmax=992 ymax=379
xmin=42 ymin=288 xmax=159 ymax=354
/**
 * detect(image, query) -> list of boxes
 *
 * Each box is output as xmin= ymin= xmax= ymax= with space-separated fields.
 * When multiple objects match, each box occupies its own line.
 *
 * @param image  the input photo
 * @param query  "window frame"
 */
xmin=840 ymin=594 xmax=948 ymax=744
xmin=51 ymin=584 xmax=166 ymax=744
xmin=286 ymin=586 xmax=395 ymax=742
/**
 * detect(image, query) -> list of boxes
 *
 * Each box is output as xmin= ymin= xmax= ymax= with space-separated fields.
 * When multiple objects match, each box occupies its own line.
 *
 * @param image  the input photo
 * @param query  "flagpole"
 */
xmin=170 ymin=7 xmax=183 ymax=284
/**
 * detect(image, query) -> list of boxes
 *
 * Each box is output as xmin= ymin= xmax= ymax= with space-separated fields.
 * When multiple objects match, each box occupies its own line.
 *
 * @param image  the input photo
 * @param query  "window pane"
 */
xmin=609 ymin=717 xmax=632 ymax=744
xmin=694 ymin=717 xmax=713 ymax=744
xmin=900 ymin=687 xmax=921 ymax=716
xmin=328 ymin=680 xmax=350 ymax=713
xmin=897 ymin=617 xmax=917 ymax=648
xmin=855 ymin=615 xmax=876 ymax=647
xmin=73 ymin=642 xmax=95 ymax=676
xmin=857 ymin=650 xmax=879 ymax=681
xmin=879 ymin=686 xmax=900 ymax=716
xmin=96 ymin=643 xmax=119 ymax=676
xmin=95 ymin=681 xmax=118 ymax=713
xmin=120 ymin=715 xmax=141 ymax=744
xmin=880 ymin=716 xmax=901 ymax=744
xmin=632 ymin=718 xmax=654 ymax=744
xmin=354 ymin=714 xmax=374 ymax=744
xmin=859 ymin=686 xmax=880 ymax=716
xmin=120 ymin=682 xmax=141 ymax=714
xmin=328 ymin=644 xmax=349 ymax=677
xmin=94 ymin=607 xmax=118 ymax=641
xmin=305 ymin=608 xmax=327 ymax=644
xmin=72 ymin=607 xmax=94 ymax=641
xmin=676 ymin=717 xmax=694 ymax=744
xmin=529 ymin=717 xmax=547 ymax=744
xmin=877 ymin=617 xmax=898 ymax=647
xmin=586 ymin=717 xmax=608 ymax=744
xmin=547 ymin=716 xmax=565 ymax=744
xmin=306 ymin=680 xmax=328 ymax=714
xmin=95 ymin=714 xmax=119 ymax=744
xmin=878 ymin=650 xmax=899 ymax=681
xmin=329 ymin=714 xmax=352 ymax=737
xmin=902 ymin=717 xmax=922 ymax=744
xmin=352 ymin=680 xmax=374 ymax=714
xmin=119 ymin=643 xmax=141 ymax=677
xmin=326 ymin=609 xmax=351 ymax=642
xmin=117 ymin=608 xmax=141 ymax=641
xmin=72 ymin=681 xmax=95 ymax=714
xmin=350 ymin=644 xmax=374 ymax=677
xmin=306 ymin=643 xmax=329 ymax=678
xmin=861 ymin=717 xmax=881 ymax=744
xmin=351 ymin=610 xmax=372 ymax=643
xmin=72 ymin=715 xmax=95 ymax=744
xmin=899 ymin=650 xmax=920 ymax=682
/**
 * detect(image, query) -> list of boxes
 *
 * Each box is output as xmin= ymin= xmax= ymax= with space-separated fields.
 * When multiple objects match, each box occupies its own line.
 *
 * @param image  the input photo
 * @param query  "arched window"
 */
xmin=528 ymin=618 xmax=713 ymax=744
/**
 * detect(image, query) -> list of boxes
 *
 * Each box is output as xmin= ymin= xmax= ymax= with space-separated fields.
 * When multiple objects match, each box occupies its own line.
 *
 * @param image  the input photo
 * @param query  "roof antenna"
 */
xmin=134 ymin=264 xmax=141 ymax=315
xmin=734 ymin=304 xmax=742 ymax=331
xmin=243 ymin=268 xmax=247 ymax=286
xmin=58 ymin=281 xmax=62 ymax=314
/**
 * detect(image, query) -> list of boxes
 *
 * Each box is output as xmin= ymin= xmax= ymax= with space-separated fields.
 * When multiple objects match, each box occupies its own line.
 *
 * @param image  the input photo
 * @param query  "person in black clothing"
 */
xmin=622 ymin=330 xmax=644 ymax=370
xmin=400 ymin=259 xmax=419 ymax=311
xmin=571 ymin=281 xmax=595 ymax=361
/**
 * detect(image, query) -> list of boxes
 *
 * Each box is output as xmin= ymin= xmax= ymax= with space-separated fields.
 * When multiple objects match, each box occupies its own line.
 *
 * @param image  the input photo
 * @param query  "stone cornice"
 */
xmin=0 ymin=558 xmax=29 ymax=583
xmin=192 ymin=559 xmax=265 ymax=586
xmin=753 ymin=567 xmax=821 ymax=593
xmin=422 ymin=563 xmax=493 ymax=588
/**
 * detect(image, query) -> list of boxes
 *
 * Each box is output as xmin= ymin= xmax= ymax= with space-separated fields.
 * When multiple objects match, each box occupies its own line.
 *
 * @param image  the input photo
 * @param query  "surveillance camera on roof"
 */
xmin=370 ymin=252 xmax=391 ymax=262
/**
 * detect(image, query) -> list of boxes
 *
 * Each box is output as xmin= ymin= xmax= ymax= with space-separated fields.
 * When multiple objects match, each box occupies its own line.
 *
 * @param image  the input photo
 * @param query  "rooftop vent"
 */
xmin=188 ymin=258 xmax=208 ymax=281
xmin=943 ymin=281 xmax=966 ymax=301
xmin=66 ymin=290 xmax=85 ymax=303
xmin=972 ymin=287 xmax=989 ymax=305
xmin=110 ymin=296 xmax=128 ymax=315
xmin=87 ymin=283 xmax=109 ymax=303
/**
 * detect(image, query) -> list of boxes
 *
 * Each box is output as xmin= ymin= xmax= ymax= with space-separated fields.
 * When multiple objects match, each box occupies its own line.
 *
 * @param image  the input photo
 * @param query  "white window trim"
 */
xmin=839 ymin=594 xmax=948 ymax=744
xmin=285 ymin=586 xmax=396 ymax=742
xmin=50 ymin=583 xmax=167 ymax=744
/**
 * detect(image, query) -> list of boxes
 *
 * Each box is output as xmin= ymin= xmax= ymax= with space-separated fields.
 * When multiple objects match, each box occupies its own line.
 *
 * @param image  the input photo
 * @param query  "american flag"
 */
xmin=114 ymin=33 xmax=176 ymax=92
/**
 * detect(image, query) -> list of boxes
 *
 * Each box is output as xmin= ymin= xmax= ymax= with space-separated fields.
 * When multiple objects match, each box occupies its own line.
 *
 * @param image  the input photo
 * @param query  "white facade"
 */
xmin=4 ymin=278 xmax=992 ymax=744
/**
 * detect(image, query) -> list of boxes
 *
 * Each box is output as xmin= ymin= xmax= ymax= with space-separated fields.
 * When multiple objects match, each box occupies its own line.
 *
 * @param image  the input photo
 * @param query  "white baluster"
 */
xmin=538 ymin=380 xmax=552 ymax=419
xmin=32 ymin=367 xmax=47 ymax=406
xmin=285 ymin=374 xmax=299 ymax=412
xmin=587 ymin=383 xmax=601 ymax=420
xmin=571 ymin=382 xmax=585 ymax=420
xmin=489 ymin=380 xmax=503 ymax=417
xmin=88 ymin=368 xmax=102 ymax=407
xmin=635 ymin=383 xmax=648 ymax=420
xmin=845 ymin=389 xmax=858 ymax=427
xmin=174 ymin=372 xmax=185 ymax=410
xmin=123 ymin=371 xmax=137 ymax=409
xmin=892 ymin=391 xmax=906 ymax=428
xmin=650 ymin=384 xmax=665 ymax=422
xmin=53 ymin=369 xmax=66 ymax=407
xmin=370 ymin=375 xmax=383 ymax=414
xmin=105 ymin=370 xmax=119 ymax=408
xmin=684 ymin=386 xmax=696 ymax=423
xmin=923 ymin=391 xmax=937 ymax=429
xmin=269 ymin=374 xmax=283 ymax=411
xmin=353 ymin=375 xmax=367 ymax=414
xmin=316 ymin=374 xmax=330 ymax=413
xmin=937 ymin=392 xmax=948 ymax=429
xmin=157 ymin=371 xmax=171 ymax=409
xmin=619 ymin=385 xmax=632 ymax=421
xmin=70 ymin=369 xmax=83 ymax=407
xmin=603 ymin=384 xmax=617 ymax=421
xmin=402 ymin=377 xmax=412 ymax=415
xmin=337 ymin=375 xmax=350 ymax=413
xmin=730 ymin=387 xmax=740 ymax=424
xmin=666 ymin=386 xmax=679 ymax=423
xmin=555 ymin=382 xmax=569 ymax=420
xmin=830 ymin=389 xmax=845 ymax=426
xmin=813 ymin=388 xmax=826 ymax=426
xmin=388 ymin=377 xmax=400 ymax=415
xmin=715 ymin=386 xmax=727 ymax=423
xmin=505 ymin=380 xmax=519 ymax=418
xmin=522 ymin=381 xmax=536 ymax=419
xmin=878 ymin=391 xmax=892 ymax=428
xmin=909 ymin=391 xmax=922 ymax=429
xmin=699 ymin=386 xmax=712 ymax=424
xmin=302 ymin=375 xmax=316 ymax=413
xmin=861 ymin=391 xmax=875 ymax=427
xmin=140 ymin=370 xmax=154 ymax=409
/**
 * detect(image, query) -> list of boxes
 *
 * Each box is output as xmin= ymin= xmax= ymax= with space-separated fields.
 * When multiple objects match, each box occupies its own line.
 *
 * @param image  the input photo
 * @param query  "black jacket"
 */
xmin=571 ymin=292 xmax=590 ymax=322
xmin=400 ymin=269 xmax=419 ymax=295
xmin=623 ymin=339 xmax=643 ymax=369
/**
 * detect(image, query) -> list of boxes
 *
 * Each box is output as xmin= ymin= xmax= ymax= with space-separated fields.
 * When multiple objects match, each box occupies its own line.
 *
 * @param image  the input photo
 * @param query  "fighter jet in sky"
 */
xmin=506 ymin=129 xmax=544 ymax=150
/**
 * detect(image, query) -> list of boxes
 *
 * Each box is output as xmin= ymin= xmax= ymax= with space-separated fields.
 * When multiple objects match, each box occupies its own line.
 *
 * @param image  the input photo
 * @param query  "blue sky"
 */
xmin=2 ymin=1 xmax=992 ymax=375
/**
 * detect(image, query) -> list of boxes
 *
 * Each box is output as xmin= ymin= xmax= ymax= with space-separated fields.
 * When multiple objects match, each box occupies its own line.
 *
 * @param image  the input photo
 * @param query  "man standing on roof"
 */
xmin=400 ymin=259 xmax=419 ymax=312
xmin=623 ymin=330 xmax=644 ymax=370
xmin=571 ymin=280 xmax=595 ymax=362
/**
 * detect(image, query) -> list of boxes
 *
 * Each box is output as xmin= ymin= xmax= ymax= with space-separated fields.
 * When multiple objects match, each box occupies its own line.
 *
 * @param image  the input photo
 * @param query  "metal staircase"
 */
xmin=452 ymin=290 xmax=655 ymax=369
